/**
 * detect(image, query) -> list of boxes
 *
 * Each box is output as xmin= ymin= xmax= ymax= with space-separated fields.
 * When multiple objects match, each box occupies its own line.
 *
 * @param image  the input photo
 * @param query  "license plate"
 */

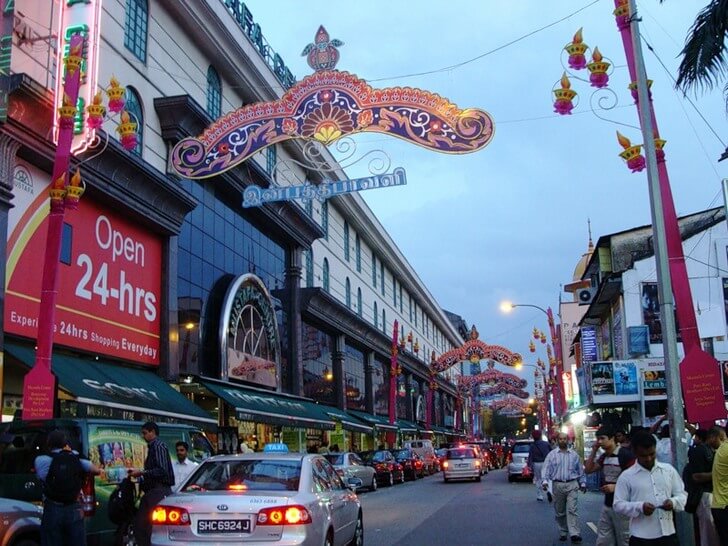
xmin=457 ymin=464 xmax=468 ymax=468
xmin=198 ymin=519 xmax=251 ymax=534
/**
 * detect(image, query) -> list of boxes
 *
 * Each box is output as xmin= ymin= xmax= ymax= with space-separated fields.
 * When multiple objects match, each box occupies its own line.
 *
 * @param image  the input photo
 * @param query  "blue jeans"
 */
xmin=41 ymin=501 xmax=86 ymax=546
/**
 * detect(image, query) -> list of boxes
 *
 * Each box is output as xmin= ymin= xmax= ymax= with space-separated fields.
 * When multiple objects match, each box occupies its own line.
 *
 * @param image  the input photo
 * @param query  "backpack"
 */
xmin=44 ymin=450 xmax=84 ymax=504
xmin=108 ymin=477 xmax=137 ymax=525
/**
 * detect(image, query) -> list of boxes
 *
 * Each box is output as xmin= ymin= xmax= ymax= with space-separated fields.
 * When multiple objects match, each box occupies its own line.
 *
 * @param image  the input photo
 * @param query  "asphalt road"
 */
xmin=358 ymin=468 xmax=604 ymax=546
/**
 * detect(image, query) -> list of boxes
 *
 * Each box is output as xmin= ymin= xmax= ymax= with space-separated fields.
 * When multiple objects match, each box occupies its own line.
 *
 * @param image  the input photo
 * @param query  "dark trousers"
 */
xmin=628 ymin=535 xmax=679 ymax=546
xmin=712 ymin=507 xmax=728 ymax=545
xmin=134 ymin=485 xmax=171 ymax=546
xmin=41 ymin=501 xmax=86 ymax=546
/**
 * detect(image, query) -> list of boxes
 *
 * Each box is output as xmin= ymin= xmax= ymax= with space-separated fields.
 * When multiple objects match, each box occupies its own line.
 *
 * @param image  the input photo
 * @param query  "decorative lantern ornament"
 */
xmin=628 ymin=79 xmax=652 ymax=102
xmin=106 ymin=76 xmax=126 ymax=113
xmin=616 ymin=131 xmax=646 ymax=173
xmin=407 ymin=331 xmax=413 ymax=343
xmin=565 ymin=28 xmax=588 ymax=70
xmin=414 ymin=339 xmax=420 ymax=354
xmin=64 ymin=169 xmax=85 ymax=209
xmin=116 ymin=111 xmax=138 ymax=151
xmin=553 ymin=73 xmax=577 ymax=115
xmin=86 ymin=92 xmax=106 ymax=130
xmin=587 ymin=47 xmax=610 ymax=88
xmin=654 ymin=135 xmax=666 ymax=162
xmin=540 ymin=332 xmax=547 ymax=344
xmin=532 ymin=327 xmax=539 ymax=340
xmin=49 ymin=174 xmax=67 ymax=204
xmin=398 ymin=381 xmax=406 ymax=397
xmin=529 ymin=340 xmax=536 ymax=353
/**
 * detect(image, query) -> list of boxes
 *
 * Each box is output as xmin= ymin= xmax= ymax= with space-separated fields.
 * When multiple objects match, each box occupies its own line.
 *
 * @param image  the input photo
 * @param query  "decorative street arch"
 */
xmin=171 ymin=26 xmax=495 ymax=180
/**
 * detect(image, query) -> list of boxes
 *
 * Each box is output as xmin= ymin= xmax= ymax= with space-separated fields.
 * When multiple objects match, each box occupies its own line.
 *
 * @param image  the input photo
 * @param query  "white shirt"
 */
xmin=541 ymin=447 xmax=586 ymax=487
xmin=613 ymin=461 xmax=687 ymax=539
xmin=173 ymin=458 xmax=199 ymax=491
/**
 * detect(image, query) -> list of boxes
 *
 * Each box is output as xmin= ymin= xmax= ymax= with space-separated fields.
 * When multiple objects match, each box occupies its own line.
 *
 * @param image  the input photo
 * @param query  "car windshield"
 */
xmin=360 ymin=451 xmax=386 ymax=463
xmin=447 ymin=448 xmax=475 ymax=459
xmin=324 ymin=454 xmax=344 ymax=465
xmin=513 ymin=444 xmax=531 ymax=453
xmin=391 ymin=449 xmax=410 ymax=460
xmin=182 ymin=459 xmax=301 ymax=492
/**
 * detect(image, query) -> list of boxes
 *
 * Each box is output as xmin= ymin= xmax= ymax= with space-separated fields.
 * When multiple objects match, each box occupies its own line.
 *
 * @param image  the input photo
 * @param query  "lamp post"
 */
xmin=388 ymin=320 xmax=400 ymax=447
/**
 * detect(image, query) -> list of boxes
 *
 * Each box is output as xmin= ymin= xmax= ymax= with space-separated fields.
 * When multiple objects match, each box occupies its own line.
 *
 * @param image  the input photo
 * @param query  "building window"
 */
xmin=124 ymin=0 xmax=148 ymax=62
xmin=301 ymin=323 xmax=335 ymax=406
xmin=321 ymin=201 xmax=329 ymax=240
xmin=206 ymin=66 xmax=222 ymax=118
xmin=373 ymin=301 xmax=378 ymax=329
xmin=305 ymin=249 xmax=313 ymax=288
xmin=124 ymin=87 xmax=143 ymax=156
xmin=344 ymin=221 xmax=350 ymax=261
xmin=393 ymin=278 xmax=397 ymax=307
xmin=355 ymin=235 xmax=361 ymax=272
xmin=372 ymin=253 xmax=377 ymax=288
xmin=382 ymin=308 xmax=386 ymax=333
xmin=322 ymin=258 xmax=329 ymax=293
xmin=266 ymin=145 xmax=277 ymax=176
xmin=345 ymin=277 xmax=351 ymax=308
xmin=380 ymin=262 xmax=385 ymax=296
xmin=414 ymin=304 xmax=418 ymax=328
xmin=409 ymin=295 xmax=413 ymax=322
xmin=357 ymin=287 xmax=362 ymax=317
xmin=399 ymin=284 xmax=403 ymax=312
xmin=305 ymin=198 xmax=313 ymax=216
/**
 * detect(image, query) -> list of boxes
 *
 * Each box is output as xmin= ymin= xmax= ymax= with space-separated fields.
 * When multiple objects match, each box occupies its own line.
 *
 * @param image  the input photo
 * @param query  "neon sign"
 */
xmin=53 ymin=0 xmax=102 ymax=152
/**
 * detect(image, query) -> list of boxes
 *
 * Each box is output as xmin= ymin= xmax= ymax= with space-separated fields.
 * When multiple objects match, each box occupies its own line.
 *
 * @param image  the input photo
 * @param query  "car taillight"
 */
xmin=151 ymin=506 xmax=191 ymax=526
xmin=375 ymin=464 xmax=387 ymax=472
xmin=442 ymin=461 xmax=449 ymax=469
xmin=336 ymin=469 xmax=345 ymax=477
xmin=81 ymin=475 xmax=96 ymax=516
xmin=475 ymin=460 xmax=481 ymax=467
xmin=257 ymin=505 xmax=312 ymax=526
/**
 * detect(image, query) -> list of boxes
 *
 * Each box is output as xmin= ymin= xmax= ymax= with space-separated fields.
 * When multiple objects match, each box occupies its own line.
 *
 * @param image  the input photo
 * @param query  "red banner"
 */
xmin=7 ymin=161 xmax=162 ymax=365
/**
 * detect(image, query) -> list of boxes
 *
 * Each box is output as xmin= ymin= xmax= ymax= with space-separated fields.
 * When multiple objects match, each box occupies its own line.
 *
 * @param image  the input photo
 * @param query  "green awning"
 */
xmin=323 ymin=407 xmax=373 ymax=434
xmin=201 ymin=380 xmax=335 ymax=430
xmin=6 ymin=343 xmax=215 ymax=424
xmin=397 ymin=419 xmax=419 ymax=433
xmin=349 ymin=410 xmax=398 ymax=431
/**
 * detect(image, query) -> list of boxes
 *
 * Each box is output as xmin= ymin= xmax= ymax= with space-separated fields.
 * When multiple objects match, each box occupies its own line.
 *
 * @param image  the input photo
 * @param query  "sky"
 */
xmin=246 ymin=0 xmax=728 ymax=376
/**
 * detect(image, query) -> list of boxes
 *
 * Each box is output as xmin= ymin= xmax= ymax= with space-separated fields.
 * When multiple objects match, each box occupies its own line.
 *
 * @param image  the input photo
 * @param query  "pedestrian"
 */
xmin=128 ymin=422 xmax=175 ymax=546
xmin=527 ymin=429 xmax=552 ymax=502
xmin=318 ymin=442 xmax=330 ymax=454
xmin=710 ymin=425 xmax=728 ymax=544
xmin=690 ymin=426 xmax=724 ymax=546
xmin=613 ymin=431 xmax=687 ymax=545
xmin=238 ymin=438 xmax=252 ymax=453
xmin=172 ymin=441 xmax=198 ymax=491
xmin=584 ymin=425 xmax=635 ymax=546
xmin=541 ymin=431 xmax=587 ymax=543
xmin=615 ymin=429 xmax=631 ymax=450
xmin=330 ymin=444 xmax=340 ymax=453
xmin=35 ymin=430 xmax=101 ymax=546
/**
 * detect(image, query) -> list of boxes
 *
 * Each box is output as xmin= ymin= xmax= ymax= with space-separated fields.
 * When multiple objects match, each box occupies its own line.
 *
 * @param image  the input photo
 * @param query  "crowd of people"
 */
xmin=526 ymin=419 xmax=728 ymax=546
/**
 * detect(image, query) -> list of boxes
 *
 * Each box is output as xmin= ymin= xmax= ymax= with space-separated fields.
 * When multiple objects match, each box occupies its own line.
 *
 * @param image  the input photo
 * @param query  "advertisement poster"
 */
xmin=600 ymin=318 xmax=612 ymax=360
xmin=591 ymin=362 xmax=614 ymax=395
xmin=641 ymin=283 xmax=681 ymax=344
xmin=88 ymin=426 xmax=147 ymax=486
xmin=581 ymin=326 xmax=598 ymax=365
xmin=643 ymin=367 xmax=667 ymax=397
xmin=559 ymin=302 xmax=587 ymax=372
xmin=6 ymin=161 xmax=162 ymax=365
xmin=612 ymin=301 xmax=624 ymax=360
xmin=613 ymin=361 xmax=638 ymax=396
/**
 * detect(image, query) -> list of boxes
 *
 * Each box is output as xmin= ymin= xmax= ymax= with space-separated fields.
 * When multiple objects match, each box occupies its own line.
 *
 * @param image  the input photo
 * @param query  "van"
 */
xmin=403 ymin=439 xmax=438 ymax=474
xmin=0 ymin=418 xmax=214 ymax=546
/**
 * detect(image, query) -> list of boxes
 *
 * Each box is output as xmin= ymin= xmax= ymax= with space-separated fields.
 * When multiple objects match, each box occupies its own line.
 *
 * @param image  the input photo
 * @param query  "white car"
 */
xmin=324 ymin=452 xmax=378 ymax=492
xmin=441 ymin=447 xmax=481 ymax=482
xmin=151 ymin=445 xmax=362 ymax=546
xmin=507 ymin=440 xmax=534 ymax=482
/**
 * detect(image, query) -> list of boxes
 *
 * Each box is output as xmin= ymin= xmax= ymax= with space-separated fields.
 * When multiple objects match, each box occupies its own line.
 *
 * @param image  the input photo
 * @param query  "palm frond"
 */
xmin=675 ymin=0 xmax=728 ymax=93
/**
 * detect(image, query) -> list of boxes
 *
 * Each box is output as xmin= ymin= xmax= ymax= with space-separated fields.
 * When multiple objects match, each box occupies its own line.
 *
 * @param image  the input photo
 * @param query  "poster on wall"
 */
xmin=641 ymin=283 xmax=681 ymax=344
xmin=5 ymin=161 xmax=162 ymax=365
xmin=600 ymin=318 xmax=612 ymax=360
xmin=591 ymin=362 xmax=614 ymax=395
xmin=581 ymin=326 xmax=598 ymax=365
xmin=613 ymin=361 xmax=638 ymax=396
xmin=612 ymin=301 xmax=624 ymax=360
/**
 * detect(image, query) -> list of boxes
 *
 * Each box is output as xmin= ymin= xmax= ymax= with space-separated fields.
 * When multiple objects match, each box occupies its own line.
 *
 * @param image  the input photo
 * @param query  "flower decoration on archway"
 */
xmin=431 ymin=325 xmax=522 ymax=374
xmin=457 ymin=370 xmax=527 ymax=395
xmin=487 ymin=397 xmax=530 ymax=415
xmin=171 ymin=26 xmax=495 ymax=179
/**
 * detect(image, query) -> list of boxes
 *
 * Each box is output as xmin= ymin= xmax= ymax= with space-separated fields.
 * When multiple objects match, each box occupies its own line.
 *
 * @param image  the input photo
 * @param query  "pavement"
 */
xmin=359 ymin=468 xmax=604 ymax=546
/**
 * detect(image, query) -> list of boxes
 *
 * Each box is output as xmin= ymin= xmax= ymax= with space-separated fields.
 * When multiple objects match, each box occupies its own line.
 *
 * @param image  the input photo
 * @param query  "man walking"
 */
xmin=541 ymin=432 xmax=587 ymax=543
xmin=527 ymin=429 xmax=552 ymax=502
xmin=613 ymin=431 xmax=687 ymax=545
xmin=172 ymin=441 xmax=199 ymax=491
xmin=711 ymin=425 xmax=728 ymax=543
xmin=129 ymin=422 xmax=175 ymax=546
xmin=585 ymin=426 xmax=635 ymax=546
xmin=688 ymin=426 xmax=723 ymax=546
xmin=35 ymin=430 xmax=100 ymax=546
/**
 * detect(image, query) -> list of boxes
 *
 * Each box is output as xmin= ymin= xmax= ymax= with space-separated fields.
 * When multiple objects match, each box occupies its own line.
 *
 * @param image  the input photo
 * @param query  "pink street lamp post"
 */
xmin=387 ymin=320 xmax=400 ymax=446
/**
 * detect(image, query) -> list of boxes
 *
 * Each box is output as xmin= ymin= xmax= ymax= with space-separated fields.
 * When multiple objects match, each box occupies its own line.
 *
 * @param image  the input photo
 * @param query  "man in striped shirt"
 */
xmin=542 ymin=432 xmax=587 ymax=543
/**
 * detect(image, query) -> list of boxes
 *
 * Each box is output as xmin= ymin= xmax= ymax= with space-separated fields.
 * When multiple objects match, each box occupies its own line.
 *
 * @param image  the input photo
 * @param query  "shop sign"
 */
xmin=0 ymin=0 xmax=14 ymax=123
xmin=589 ymin=359 xmax=667 ymax=404
xmin=220 ymin=274 xmax=280 ymax=389
xmin=82 ymin=378 xmax=160 ymax=403
xmin=643 ymin=361 xmax=666 ymax=397
xmin=562 ymin=372 xmax=573 ymax=405
xmin=581 ymin=326 xmax=598 ymax=364
xmin=590 ymin=362 xmax=614 ymax=396
xmin=223 ymin=388 xmax=305 ymax=413
xmin=6 ymin=161 xmax=162 ymax=365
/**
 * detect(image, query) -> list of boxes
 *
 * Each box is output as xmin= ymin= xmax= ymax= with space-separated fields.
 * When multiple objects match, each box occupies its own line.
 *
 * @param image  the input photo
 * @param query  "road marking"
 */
xmin=587 ymin=522 xmax=598 ymax=534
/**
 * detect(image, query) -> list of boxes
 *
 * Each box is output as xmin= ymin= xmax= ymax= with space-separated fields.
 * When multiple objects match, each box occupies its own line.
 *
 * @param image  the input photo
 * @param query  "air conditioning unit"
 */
xmin=577 ymin=287 xmax=596 ymax=305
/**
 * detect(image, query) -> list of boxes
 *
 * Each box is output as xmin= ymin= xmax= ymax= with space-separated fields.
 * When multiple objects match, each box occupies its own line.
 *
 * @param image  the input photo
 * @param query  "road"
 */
xmin=358 ymin=468 xmax=603 ymax=546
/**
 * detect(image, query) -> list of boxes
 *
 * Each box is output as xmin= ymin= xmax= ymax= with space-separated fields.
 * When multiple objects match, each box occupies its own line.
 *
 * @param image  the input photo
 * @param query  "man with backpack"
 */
xmin=584 ymin=425 xmax=635 ymax=546
xmin=527 ymin=429 xmax=552 ymax=502
xmin=34 ymin=430 xmax=100 ymax=546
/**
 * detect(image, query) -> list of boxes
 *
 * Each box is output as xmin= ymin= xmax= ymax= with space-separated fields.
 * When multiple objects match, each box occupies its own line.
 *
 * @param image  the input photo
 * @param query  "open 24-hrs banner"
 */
xmin=6 ymin=161 xmax=162 ymax=365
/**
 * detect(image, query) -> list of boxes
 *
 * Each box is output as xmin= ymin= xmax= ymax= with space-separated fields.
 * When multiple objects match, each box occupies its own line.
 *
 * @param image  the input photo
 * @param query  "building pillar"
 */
xmin=333 ymin=334 xmax=346 ymax=410
xmin=159 ymin=235 xmax=179 ymax=381
xmin=286 ymin=246 xmax=303 ymax=395
xmin=404 ymin=373 xmax=413 ymax=421
xmin=364 ymin=351 xmax=374 ymax=414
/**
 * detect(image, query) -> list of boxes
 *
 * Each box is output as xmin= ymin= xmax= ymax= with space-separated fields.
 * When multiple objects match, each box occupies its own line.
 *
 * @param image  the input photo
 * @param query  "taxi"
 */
xmin=150 ymin=443 xmax=363 ymax=546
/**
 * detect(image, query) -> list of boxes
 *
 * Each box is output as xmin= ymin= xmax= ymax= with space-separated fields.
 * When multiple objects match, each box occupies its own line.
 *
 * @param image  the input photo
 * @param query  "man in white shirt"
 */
xmin=613 ymin=431 xmax=687 ymax=545
xmin=172 ymin=441 xmax=199 ymax=491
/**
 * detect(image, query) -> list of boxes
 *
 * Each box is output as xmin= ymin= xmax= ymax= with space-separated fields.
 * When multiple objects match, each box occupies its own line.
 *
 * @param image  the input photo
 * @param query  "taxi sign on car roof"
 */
xmin=263 ymin=443 xmax=289 ymax=453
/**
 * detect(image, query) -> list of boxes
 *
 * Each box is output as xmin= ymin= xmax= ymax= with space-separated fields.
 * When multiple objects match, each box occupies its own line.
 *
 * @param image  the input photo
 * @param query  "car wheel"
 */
xmin=369 ymin=475 xmax=378 ymax=492
xmin=508 ymin=474 xmax=515 ymax=483
xmin=114 ymin=521 xmax=136 ymax=546
xmin=324 ymin=530 xmax=334 ymax=546
xmin=443 ymin=477 xmax=449 ymax=483
xmin=476 ymin=475 xmax=482 ymax=482
xmin=348 ymin=513 xmax=364 ymax=546
xmin=398 ymin=472 xmax=405 ymax=484
xmin=387 ymin=472 xmax=394 ymax=487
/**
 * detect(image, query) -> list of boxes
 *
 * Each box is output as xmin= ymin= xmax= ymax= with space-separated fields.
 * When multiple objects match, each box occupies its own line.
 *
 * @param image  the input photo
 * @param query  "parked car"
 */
xmin=507 ymin=440 xmax=534 ymax=482
xmin=359 ymin=450 xmax=404 ymax=486
xmin=151 ymin=446 xmax=363 ymax=546
xmin=442 ymin=447 xmax=481 ymax=483
xmin=389 ymin=449 xmax=424 ymax=480
xmin=461 ymin=444 xmax=488 ymax=475
xmin=0 ymin=497 xmax=41 ymax=546
xmin=403 ymin=440 xmax=438 ymax=474
xmin=324 ymin=452 xmax=378 ymax=492
xmin=435 ymin=448 xmax=448 ymax=471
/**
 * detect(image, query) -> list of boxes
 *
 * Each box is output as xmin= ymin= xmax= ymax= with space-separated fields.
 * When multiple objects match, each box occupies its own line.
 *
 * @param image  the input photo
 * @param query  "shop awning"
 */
xmin=397 ymin=419 xmax=420 ymax=433
xmin=323 ymin=407 xmax=373 ymax=434
xmin=5 ymin=343 xmax=215 ymax=424
xmin=349 ymin=410 xmax=398 ymax=431
xmin=201 ymin=380 xmax=335 ymax=430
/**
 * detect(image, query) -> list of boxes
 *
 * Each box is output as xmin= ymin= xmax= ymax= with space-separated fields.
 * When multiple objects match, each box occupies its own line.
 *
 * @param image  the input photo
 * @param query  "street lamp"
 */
xmin=500 ymin=301 xmax=549 ymax=317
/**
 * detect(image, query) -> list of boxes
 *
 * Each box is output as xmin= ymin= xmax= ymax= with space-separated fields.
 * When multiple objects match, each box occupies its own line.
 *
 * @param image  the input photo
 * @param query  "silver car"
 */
xmin=324 ymin=452 xmax=377 ymax=492
xmin=507 ymin=440 xmax=534 ymax=482
xmin=442 ymin=447 xmax=481 ymax=482
xmin=150 ymin=449 xmax=363 ymax=546
xmin=0 ymin=497 xmax=42 ymax=546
